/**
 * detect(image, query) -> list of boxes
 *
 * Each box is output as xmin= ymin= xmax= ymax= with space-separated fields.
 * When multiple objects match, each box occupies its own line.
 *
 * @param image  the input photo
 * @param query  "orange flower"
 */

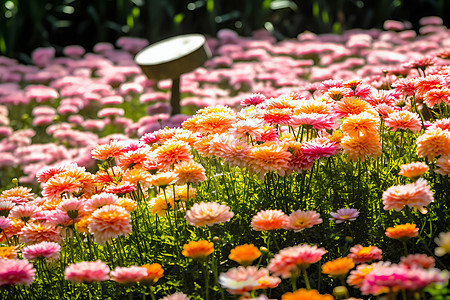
xmin=0 ymin=186 xmax=34 ymax=202
xmin=150 ymin=192 xmax=175 ymax=216
xmin=384 ymin=110 xmax=422 ymax=133
xmin=295 ymin=99 xmax=331 ymax=114
xmin=74 ymin=215 xmax=91 ymax=233
xmin=122 ymin=167 xmax=152 ymax=188
xmin=42 ymin=174 xmax=80 ymax=199
xmin=322 ymin=257 xmax=355 ymax=276
xmin=117 ymin=197 xmax=137 ymax=212
xmin=197 ymin=111 xmax=236 ymax=135
xmin=417 ymin=127 xmax=450 ymax=160
xmin=154 ymin=140 xmax=193 ymax=169
xmin=20 ymin=222 xmax=62 ymax=244
xmin=347 ymin=264 xmax=374 ymax=288
xmin=148 ymin=171 xmax=178 ymax=187
xmin=88 ymin=204 xmax=132 ymax=245
xmin=182 ymin=114 xmax=203 ymax=134
xmin=399 ymin=161 xmax=429 ymax=179
xmin=341 ymin=112 xmax=379 ymax=137
xmin=229 ymin=244 xmax=261 ymax=266
xmin=141 ymin=263 xmax=164 ymax=285
xmin=0 ymin=218 xmax=24 ymax=242
xmin=251 ymin=210 xmax=287 ymax=231
xmin=182 ymin=240 xmax=214 ymax=261
xmin=334 ymin=96 xmax=375 ymax=118
xmin=282 ymin=288 xmax=333 ymax=300
xmin=116 ymin=147 xmax=152 ymax=169
xmin=341 ymin=133 xmax=382 ymax=162
xmin=193 ymin=135 xmax=214 ymax=158
xmin=248 ymin=142 xmax=291 ymax=180
xmin=385 ymin=223 xmax=419 ymax=240
xmin=0 ymin=246 xmax=17 ymax=259
xmin=91 ymin=140 xmax=124 ymax=160
xmin=174 ymin=160 xmax=206 ymax=185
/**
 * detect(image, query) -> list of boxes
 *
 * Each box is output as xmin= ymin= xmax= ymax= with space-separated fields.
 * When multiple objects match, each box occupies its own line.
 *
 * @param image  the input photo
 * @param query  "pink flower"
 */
xmin=301 ymin=137 xmax=341 ymax=160
xmin=382 ymin=178 xmax=434 ymax=213
xmin=110 ymin=266 xmax=148 ymax=284
xmin=64 ymin=260 xmax=110 ymax=283
xmin=22 ymin=241 xmax=61 ymax=261
xmin=0 ymin=259 xmax=36 ymax=286
xmin=218 ymin=266 xmax=280 ymax=295
xmin=9 ymin=204 xmax=41 ymax=223
xmin=329 ymin=208 xmax=359 ymax=223
xmin=251 ymin=210 xmax=287 ymax=231
xmin=116 ymin=37 xmax=149 ymax=54
xmin=268 ymin=244 xmax=327 ymax=278
xmin=240 ymin=93 xmax=267 ymax=106
xmin=283 ymin=210 xmax=322 ymax=232
xmin=160 ymin=292 xmax=190 ymax=300
xmin=88 ymin=205 xmax=132 ymax=245
xmin=63 ymin=45 xmax=85 ymax=58
xmin=348 ymin=245 xmax=382 ymax=264
xmin=384 ymin=111 xmax=422 ymax=133
xmin=400 ymin=254 xmax=435 ymax=269
xmin=85 ymin=193 xmax=120 ymax=212
xmin=32 ymin=47 xmax=55 ymax=68
xmin=0 ymin=216 xmax=11 ymax=230
xmin=98 ymin=108 xmax=125 ymax=118
xmin=185 ymin=202 xmax=234 ymax=227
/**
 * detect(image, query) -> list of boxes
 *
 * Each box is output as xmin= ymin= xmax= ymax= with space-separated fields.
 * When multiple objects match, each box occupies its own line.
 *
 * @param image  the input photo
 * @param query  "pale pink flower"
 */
xmin=98 ymin=108 xmax=125 ymax=118
xmin=384 ymin=110 xmax=422 ymax=133
xmin=329 ymin=208 xmax=360 ymax=223
xmin=348 ymin=245 xmax=382 ymax=264
xmin=0 ymin=216 xmax=11 ymax=230
xmin=283 ymin=210 xmax=322 ymax=232
xmin=208 ymin=133 xmax=251 ymax=168
xmin=400 ymin=254 xmax=435 ymax=269
xmin=32 ymin=47 xmax=55 ymax=68
xmin=251 ymin=210 xmax=287 ymax=231
xmin=110 ymin=266 xmax=148 ymax=284
xmin=290 ymin=113 xmax=336 ymax=130
xmin=63 ymin=45 xmax=85 ymax=58
xmin=0 ymin=259 xmax=36 ymax=286
xmin=435 ymin=155 xmax=450 ymax=176
xmin=64 ymin=260 xmax=110 ymax=283
xmin=9 ymin=204 xmax=41 ymax=223
xmin=22 ymin=241 xmax=61 ymax=261
xmin=268 ymin=244 xmax=327 ymax=278
xmin=218 ymin=266 xmax=280 ymax=295
xmin=160 ymin=292 xmax=190 ymax=300
xmin=185 ymin=202 xmax=234 ymax=227
xmin=116 ymin=36 xmax=149 ymax=54
xmin=382 ymin=178 xmax=434 ymax=213
xmin=85 ymin=193 xmax=120 ymax=212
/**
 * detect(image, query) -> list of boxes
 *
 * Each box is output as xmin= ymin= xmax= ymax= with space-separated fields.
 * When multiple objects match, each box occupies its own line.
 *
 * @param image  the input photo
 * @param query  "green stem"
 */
xmin=204 ymin=264 xmax=210 ymax=300
xmin=302 ymin=267 xmax=311 ymax=290
xmin=290 ymin=275 xmax=297 ymax=292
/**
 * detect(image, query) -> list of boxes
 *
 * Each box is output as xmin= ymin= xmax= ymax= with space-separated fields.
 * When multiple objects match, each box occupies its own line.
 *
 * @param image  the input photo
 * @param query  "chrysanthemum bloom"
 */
xmin=251 ymin=210 xmax=287 ymax=231
xmin=185 ymin=202 xmax=234 ymax=227
xmin=322 ymin=257 xmax=355 ymax=277
xmin=110 ymin=266 xmax=147 ymax=284
xmin=283 ymin=210 xmax=322 ymax=232
xmin=324 ymin=87 xmax=353 ymax=101
xmin=9 ymin=204 xmax=41 ymax=223
xmin=435 ymin=155 xmax=450 ymax=175
xmin=141 ymin=263 xmax=164 ymax=285
xmin=88 ymin=204 xmax=132 ymax=245
xmin=208 ymin=133 xmax=251 ymax=168
xmin=64 ymin=260 xmax=110 ymax=283
xmin=0 ymin=201 xmax=14 ymax=217
xmin=20 ymin=222 xmax=61 ymax=244
xmin=333 ymin=97 xmax=375 ymax=118
xmin=268 ymin=244 xmax=327 ymax=278
xmin=0 ymin=259 xmax=36 ymax=286
xmin=160 ymin=292 xmax=190 ymax=300
xmin=434 ymin=231 xmax=450 ymax=256
xmin=1 ymin=218 xmax=24 ymax=242
xmin=248 ymin=142 xmax=291 ymax=180
xmin=0 ymin=216 xmax=10 ymax=230
xmin=287 ymin=141 xmax=315 ymax=174
xmin=182 ymin=240 xmax=214 ymax=261
xmin=42 ymin=174 xmax=80 ymax=199
xmin=281 ymin=288 xmax=333 ymax=300
xmin=218 ymin=266 xmax=280 ymax=295
xmin=382 ymin=178 xmax=433 ymax=213
xmin=417 ymin=127 xmax=450 ymax=160
xmin=241 ymin=93 xmax=267 ymax=106
xmin=174 ymin=161 xmax=206 ymax=185
xmin=85 ymin=192 xmax=120 ymax=212
xmin=229 ymin=244 xmax=261 ymax=267
xmin=347 ymin=263 xmax=374 ymax=288
xmin=428 ymin=118 xmax=450 ymax=132
xmin=392 ymin=78 xmax=417 ymax=97
xmin=341 ymin=112 xmax=379 ymax=137
xmin=116 ymin=147 xmax=152 ymax=169
xmin=400 ymin=254 xmax=435 ymax=269
xmin=384 ymin=110 xmax=422 ymax=133
xmin=150 ymin=192 xmax=175 ymax=216
xmin=147 ymin=171 xmax=177 ymax=188
xmin=154 ymin=140 xmax=193 ymax=169
xmin=0 ymin=246 xmax=17 ymax=259
xmin=423 ymin=88 xmax=450 ymax=108
xmin=348 ymin=245 xmax=382 ymax=264
xmin=117 ymin=197 xmax=137 ymax=212
xmin=262 ymin=108 xmax=292 ymax=125
xmin=301 ymin=137 xmax=341 ymax=160
xmin=0 ymin=186 xmax=35 ymax=204
xmin=385 ymin=223 xmax=419 ymax=240
xmin=122 ymin=167 xmax=153 ymax=188
xmin=57 ymin=196 xmax=86 ymax=223
xmin=341 ymin=133 xmax=382 ymax=162
xmin=196 ymin=110 xmax=237 ymax=135
xmin=22 ymin=241 xmax=61 ymax=261
xmin=290 ymin=113 xmax=336 ymax=130
xmin=329 ymin=208 xmax=359 ymax=223
xmin=399 ymin=162 xmax=429 ymax=180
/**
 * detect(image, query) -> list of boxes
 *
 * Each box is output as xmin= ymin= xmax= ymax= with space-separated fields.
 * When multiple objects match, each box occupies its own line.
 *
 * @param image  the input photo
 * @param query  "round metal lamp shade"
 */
xmin=135 ymin=34 xmax=211 ymax=81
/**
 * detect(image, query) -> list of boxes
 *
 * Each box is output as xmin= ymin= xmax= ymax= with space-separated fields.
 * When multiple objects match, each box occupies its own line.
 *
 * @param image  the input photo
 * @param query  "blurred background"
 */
xmin=1 ymin=0 xmax=450 ymax=63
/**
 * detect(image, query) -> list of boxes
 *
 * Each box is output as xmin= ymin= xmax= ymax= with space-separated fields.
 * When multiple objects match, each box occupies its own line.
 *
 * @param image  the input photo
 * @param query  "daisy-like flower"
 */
xmin=392 ymin=78 xmax=417 ymax=97
xmin=384 ymin=110 xmax=422 ymax=133
xmin=42 ymin=174 xmax=80 ymax=199
xmin=348 ymin=245 xmax=382 ymax=264
xmin=160 ymin=292 xmax=190 ymax=300
xmin=241 ymin=93 xmax=267 ymax=106
xmin=174 ymin=160 xmax=206 ymax=185
xmin=435 ymin=155 xmax=450 ymax=175
xmin=185 ymin=202 xmax=234 ymax=227
xmin=182 ymin=240 xmax=214 ymax=261
xmin=0 ymin=259 xmax=36 ymax=286
xmin=434 ymin=231 xmax=450 ymax=256
xmin=329 ymin=208 xmax=359 ymax=223
xmin=22 ymin=241 xmax=61 ymax=261
xmin=262 ymin=108 xmax=292 ymax=125
xmin=88 ymin=204 xmax=132 ymax=245
xmin=218 ymin=266 xmax=280 ymax=295
xmin=333 ymin=97 xmax=375 ymax=118
xmin=9 ymin=204 xmax=41 ymax=223
xmin=399 ymin=161 xmax=429 ymax=179
xmin=122 ymin=167 xmax=153 ymax=188
xmin=64 ymin=260 xmax=110 ymax=283
xmin=322 ymin=257 xmax=355 ymax=277
xmin=341 ymin=112 xmax=379 ymax=137
xmin=148 ymin=171 xmax=178 ymax=188
xmin=154 ymin=140 xmax=193 ymax=169
xmin=282 ymin=288 xmax=333 ymax=300
xmin=85 ymin=192 xmax=119 ymax=212
xmin=385 ymin=223 xmax=419 ymax=240
xmin=36 ymin=165 xmax=68 ymax=184
xmin=324 ymin=87 xmax=354 ymax=101
xmin=150 ymin=192 xmax=174 ymax=216
xmin=428 ymin=118 xmax=450 ymax=132
xmin=229 ymin=244 xmax=261 ymax=267
xmin=268 ymin=244 xmax=327 ymax=278
xmin=58 ymin=196 xmax=86 ymax=223
xmin=287 ymin=141 xmax=315 ymax=174
xmin=301 ymin=137 xmax=341 ymax=160
xmin=283 ymin=210 xmax=322 ymax=232
xmin=20 ymin=222 xmax=61 ymax=244
xmin=251 ymin=210 xmax=287 ymax=231
xmin=116 ymin=147 xmax=152 ymax=169
xmin=0 ymin=216 xmax=10 ymax=230
xmin=347 ymin=263 xmax=376 ymax=288
xmin=0 ymin=246 xmax=17 ymax=259
xmin=0 ymin=201 xmax=14 ymax=217
xmin=208 ymin=133 xmax=251 ymax=168
xmin=141 ymin=263 xmax=164 ymax=285
xmin=417 ymin=127 xmax=450 ymax=160
xmin=290 ymin=113 xmax=336 ymax=130
xmin=197 ymin=110 xmax=237 ymax=135
xmin=341 ymin=133 xmax=382 ymax=162
xmin=400 ymin=254 xmax=435 ymax=269
xmin=110 ymin=266 xmax=148 ymax=284
xmin=423 ymin=88 xmax=450 ymax=108
xmin=382 ymin=178 xmax=433 ymax=213
xmin=248 ymin=142 xmax=291 ymax=180
xmin=0 ymin=187 xmax=34 ymax=204
xmin=91 ymin=140 xmax=124 ymax=160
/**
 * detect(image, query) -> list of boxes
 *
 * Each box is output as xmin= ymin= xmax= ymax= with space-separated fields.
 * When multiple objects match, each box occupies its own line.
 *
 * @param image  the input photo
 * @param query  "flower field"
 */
xmin=0 ymin=16 xmax=450 ymax=300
